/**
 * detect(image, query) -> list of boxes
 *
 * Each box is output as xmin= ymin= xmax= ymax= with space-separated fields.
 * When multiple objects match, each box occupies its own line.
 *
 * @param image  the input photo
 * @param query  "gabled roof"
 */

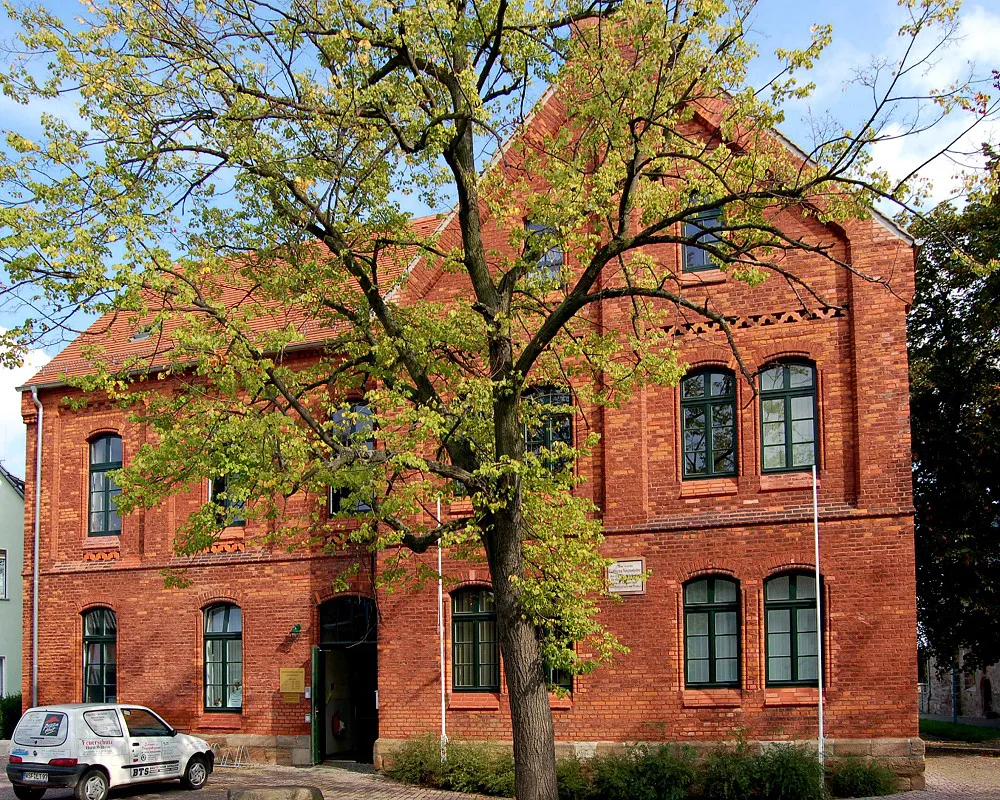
xmin=0 ymin=463 xmax=25 ymax=499
xmin=22 ymin=214 xmax=443 ymax=388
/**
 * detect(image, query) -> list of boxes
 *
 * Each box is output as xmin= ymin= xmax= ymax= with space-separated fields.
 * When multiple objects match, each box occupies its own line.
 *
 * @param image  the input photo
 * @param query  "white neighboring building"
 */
xmin=0 ymin=464 xmax=24 ymax=698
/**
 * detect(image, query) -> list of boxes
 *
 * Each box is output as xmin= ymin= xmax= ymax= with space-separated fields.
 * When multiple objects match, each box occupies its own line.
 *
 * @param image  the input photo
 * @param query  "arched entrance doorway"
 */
xmin=312 ymin=596 xmax=378 ymax=763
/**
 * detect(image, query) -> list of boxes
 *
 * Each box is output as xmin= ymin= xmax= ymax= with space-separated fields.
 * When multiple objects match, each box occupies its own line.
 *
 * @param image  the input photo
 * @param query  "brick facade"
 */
xmin=19 ymin=94 xmax=922 ymax=784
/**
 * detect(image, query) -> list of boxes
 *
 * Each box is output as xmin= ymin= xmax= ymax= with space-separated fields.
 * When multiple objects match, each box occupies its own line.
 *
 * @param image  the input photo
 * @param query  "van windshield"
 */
xmin=14 ymin=711 xmax=69 ymax=746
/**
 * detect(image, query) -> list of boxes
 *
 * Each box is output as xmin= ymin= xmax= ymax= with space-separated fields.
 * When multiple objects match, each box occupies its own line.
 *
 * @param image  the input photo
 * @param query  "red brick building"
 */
xmin=19 ymin=92 xmax=924 ymax=785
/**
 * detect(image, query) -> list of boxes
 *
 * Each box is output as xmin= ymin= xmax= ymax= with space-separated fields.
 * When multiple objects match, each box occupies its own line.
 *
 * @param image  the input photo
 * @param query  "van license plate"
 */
xmin=23 ymin=772 xmax=48 ymax=783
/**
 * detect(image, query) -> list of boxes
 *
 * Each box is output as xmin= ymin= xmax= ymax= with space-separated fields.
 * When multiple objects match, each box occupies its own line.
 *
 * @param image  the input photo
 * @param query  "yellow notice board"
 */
xmin=279 ymin=667 xmax=305 ymax=694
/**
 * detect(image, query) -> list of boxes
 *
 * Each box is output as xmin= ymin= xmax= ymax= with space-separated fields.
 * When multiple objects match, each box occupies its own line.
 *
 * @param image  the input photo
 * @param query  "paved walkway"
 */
xmin=1 ymin=753 xmax=998 ymax=799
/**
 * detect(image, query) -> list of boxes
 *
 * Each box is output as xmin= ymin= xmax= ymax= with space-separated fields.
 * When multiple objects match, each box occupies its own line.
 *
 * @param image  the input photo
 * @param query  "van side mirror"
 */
xmin=169 ymin=728 xmax=178 ymax=737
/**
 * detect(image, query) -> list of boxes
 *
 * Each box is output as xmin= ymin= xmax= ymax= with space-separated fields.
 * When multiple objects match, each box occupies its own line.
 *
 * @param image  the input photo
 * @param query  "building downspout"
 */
xmin=30 ymin=387 xmax=42 ymax=707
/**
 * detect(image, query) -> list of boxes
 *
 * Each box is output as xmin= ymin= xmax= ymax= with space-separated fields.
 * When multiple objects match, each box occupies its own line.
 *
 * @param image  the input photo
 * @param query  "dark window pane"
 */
xmin=766 ymin=576 xmax=790 ymax=601
xmin=789 ymin=364 xmax=814 ymax=387
xmin=710 ymin=373 xmax=734 ymax=397
xmin=682 ymin=374 xmax=706 ymax=399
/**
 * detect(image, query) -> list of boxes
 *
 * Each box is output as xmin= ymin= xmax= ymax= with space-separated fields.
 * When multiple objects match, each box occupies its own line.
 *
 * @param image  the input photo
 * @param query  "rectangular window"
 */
xmin=682 ymin=209 xmax=722 ymax=272
xmin=765 ymin=573 xmax=821 ymax=686
xmin=209 ymin=476 xmax=246 ymax=526
xmin=0 ymin=550 xmax=6 ymax=600
xmin=526 ymin=222 xmax=564 ymax=281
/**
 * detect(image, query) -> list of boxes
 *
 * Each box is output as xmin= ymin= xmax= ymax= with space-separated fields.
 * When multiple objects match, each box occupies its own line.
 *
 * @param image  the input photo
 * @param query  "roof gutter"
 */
xmin=29 ymin=386 xmax=42 ymax=707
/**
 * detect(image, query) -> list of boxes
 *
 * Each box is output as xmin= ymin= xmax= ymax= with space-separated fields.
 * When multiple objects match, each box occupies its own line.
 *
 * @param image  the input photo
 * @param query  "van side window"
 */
xmin=121 ymin=708 xmax=171 ymax=737
xmin=84 ymin=709 xmax=124 ymax=737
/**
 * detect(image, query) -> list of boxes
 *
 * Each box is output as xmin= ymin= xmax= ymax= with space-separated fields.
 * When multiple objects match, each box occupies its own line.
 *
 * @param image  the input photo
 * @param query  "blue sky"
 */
xmin=0 ymin=0 xmax=997 ymax=475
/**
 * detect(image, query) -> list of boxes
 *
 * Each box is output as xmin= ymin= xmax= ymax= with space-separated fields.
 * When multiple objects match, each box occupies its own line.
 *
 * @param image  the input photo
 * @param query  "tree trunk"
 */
xmin=487 ymin=506 xmax=559 ymax=800
xmin=485 ymin=395 xmax=559 ymax=800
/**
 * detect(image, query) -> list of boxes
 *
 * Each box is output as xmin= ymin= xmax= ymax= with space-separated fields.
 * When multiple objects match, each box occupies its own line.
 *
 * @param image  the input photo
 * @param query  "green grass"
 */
xmin=920 ymin=718 xmax=1000 ymax=743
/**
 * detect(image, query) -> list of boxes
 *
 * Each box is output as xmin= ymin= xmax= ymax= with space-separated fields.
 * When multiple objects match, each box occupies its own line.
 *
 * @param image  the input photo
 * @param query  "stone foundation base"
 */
xmin=373 ymin=736 xmax=926 ymax=789
xmin=189 ymin=733 xmax=312 ymax=767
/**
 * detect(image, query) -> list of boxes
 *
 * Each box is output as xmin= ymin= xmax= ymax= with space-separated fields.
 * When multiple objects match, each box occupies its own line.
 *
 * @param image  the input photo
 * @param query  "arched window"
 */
xmin=760 ymin=362 xmax=818 ymax=472
xmin=523 ymin=387 xmax=573 ymax=468
xmin=684 ymin=576 xmax=740 ymax=687
xmin=765 ymin=572 xmax=820 ymax=686
xmin=452 ymin=588 xmax=499 ymax=691
xmin=328 ymin=402 xmax=375 ymax=515
xmin=83 ymin=608 xmax=117 ymax=702
xmin=204 ymin=604 xmax=243 ymax=711
xmin=88 ymin=434 xmax=122 ymax=536
xmin=681 ymin=370 xmax=737 ymax=478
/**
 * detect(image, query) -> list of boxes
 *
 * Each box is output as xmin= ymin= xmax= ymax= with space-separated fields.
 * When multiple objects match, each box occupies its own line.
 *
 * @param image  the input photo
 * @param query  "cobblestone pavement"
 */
xmin=1 ymin=754 xmax=997 ymax=799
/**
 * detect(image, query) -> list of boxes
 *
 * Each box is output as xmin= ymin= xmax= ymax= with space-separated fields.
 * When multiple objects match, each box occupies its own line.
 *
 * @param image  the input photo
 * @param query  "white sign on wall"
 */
xmin=607 ymin=558 xmax=646 ymax=595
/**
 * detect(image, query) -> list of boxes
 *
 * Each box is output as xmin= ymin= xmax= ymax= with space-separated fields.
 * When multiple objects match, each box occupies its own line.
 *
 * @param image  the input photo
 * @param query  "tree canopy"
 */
xmin=0 ymin=0 xmax=994 ymax=796
xmin=910 ymin=196 xmax=1000 ymax=672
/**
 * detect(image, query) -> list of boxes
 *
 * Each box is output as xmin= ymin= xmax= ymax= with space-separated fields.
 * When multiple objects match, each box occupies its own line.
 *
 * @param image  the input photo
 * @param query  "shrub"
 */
xmin=590 ymin=745 xmax=695 ymax=800
xmin=701 ymin=744 xmax=756 ymax=800
xmin=0 ymin=694 xmax=22 ymax=740
xmin=827 ymin=757 xmax=898 ymax=797
xmin=754 ymin=746 xmax=827 ymax=800
xmin=556 ymin=756 xmax=595 ymax=800
xmin=442 ymin=741 xmax=515 ymax=797
xmin=385 ymin=735 xmax=444 ymax=787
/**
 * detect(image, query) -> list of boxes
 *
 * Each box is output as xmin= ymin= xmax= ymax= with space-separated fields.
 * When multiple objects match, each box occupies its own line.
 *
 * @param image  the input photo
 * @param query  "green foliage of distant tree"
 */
xmin=910 ymin=194 xmax=1000 ymax=672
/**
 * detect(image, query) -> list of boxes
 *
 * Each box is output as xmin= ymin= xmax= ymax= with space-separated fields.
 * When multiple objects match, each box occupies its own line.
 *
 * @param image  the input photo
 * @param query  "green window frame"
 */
xmin=759 ymin=362 xmax=818 ymax=473
xmin=209 ymin=476 xmax=246 ymax=526
xmin=83 ymin=608 xmax=117 ymax=703
xmin=452 ymin=588 xmax=499 ymax=692
xmin=328 ymin=402 xmax=375 ymax=516
xmin=88 ymin=434 xmax=122 ymax=537
xmin=682 ymin=208 xmax=722 ymax=272
xmin=681 ymin=370 xmax=737 ymax=478
xmin=764 ymin=572 xmax=821 ymax=687
xmin=684 ymin=576 xmax=740 ymax=688
xmin=523 ymin=387 xmax=573 ymax=471
xmin=204 ymin=603 xmax=243 ymax=711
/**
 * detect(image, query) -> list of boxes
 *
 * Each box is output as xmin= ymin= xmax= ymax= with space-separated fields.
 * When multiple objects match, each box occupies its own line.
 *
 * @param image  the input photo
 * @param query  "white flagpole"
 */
xmin=812 ymin=464 xmax=825 ymax=775
xmin=437 ymin=497 xmax=448 ymax=762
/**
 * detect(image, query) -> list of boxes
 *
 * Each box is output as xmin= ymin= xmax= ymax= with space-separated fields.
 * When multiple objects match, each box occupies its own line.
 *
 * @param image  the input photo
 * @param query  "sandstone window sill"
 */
xmin=679 ymin=269 xmax=727 ymax=287
xmin=764 ymin=687 xmax=820 ymax=707
xmin=682 ymin=688 xmax=742 ymax=708
xmin=448 ymin=692 xmax=501 ymax=711
xmin=758 ymin=472 xmax=818 ymax=492
xmin=680 ymin=478 xmax=739 ymax=499
xmin=197 ymin=712 xmax=244 ymax=729
xmin=82 ymin=534 xmax=121 ymax=551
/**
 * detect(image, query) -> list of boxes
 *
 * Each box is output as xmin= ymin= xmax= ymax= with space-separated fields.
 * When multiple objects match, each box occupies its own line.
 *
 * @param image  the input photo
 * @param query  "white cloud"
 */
xmin=0 ymin=349 xmax=52 ymax=480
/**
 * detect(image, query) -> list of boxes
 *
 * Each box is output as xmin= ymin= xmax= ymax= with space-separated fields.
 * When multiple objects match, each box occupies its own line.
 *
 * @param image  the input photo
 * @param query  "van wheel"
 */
xmin=181 ymin=755 xmax=209 ymax=790
xmin=75 ymin=768 xmax=109 ymax=800
xmin=13 ymin=787 xmax=46 ymax=800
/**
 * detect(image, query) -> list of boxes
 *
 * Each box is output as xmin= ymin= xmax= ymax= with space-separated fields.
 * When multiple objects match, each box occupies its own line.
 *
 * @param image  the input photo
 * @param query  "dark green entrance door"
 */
xmin=315 ymin=597 xmax=378 ymax=763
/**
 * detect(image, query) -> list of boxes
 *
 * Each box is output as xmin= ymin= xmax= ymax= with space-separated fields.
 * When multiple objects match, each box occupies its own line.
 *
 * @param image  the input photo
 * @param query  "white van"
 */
xmin=7 ymin=704 xmax=214 ymax=800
